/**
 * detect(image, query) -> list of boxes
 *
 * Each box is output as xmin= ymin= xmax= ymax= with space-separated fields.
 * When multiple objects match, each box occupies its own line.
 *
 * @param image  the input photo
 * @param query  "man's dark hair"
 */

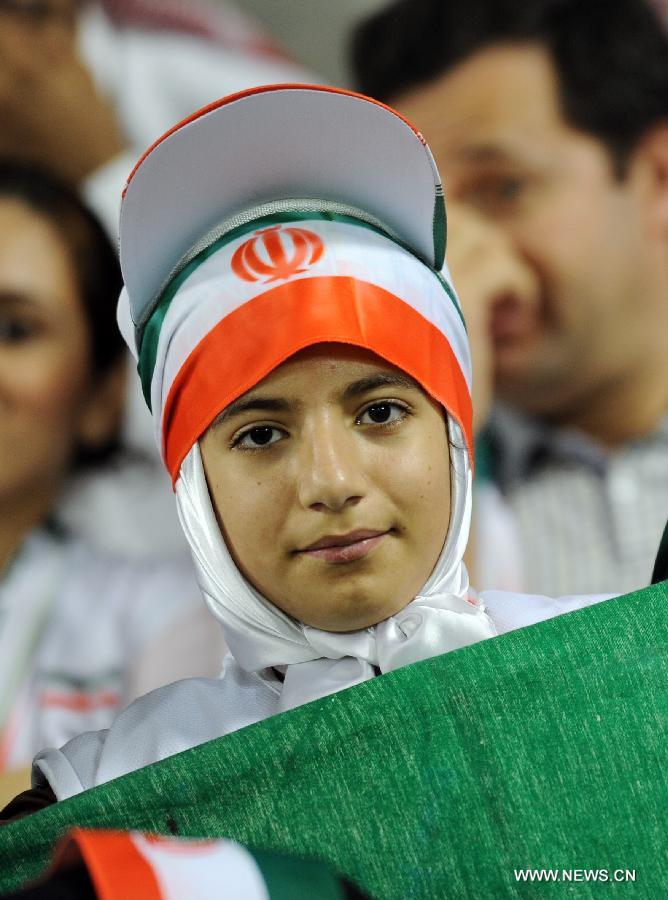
xmin=352 ymin=0 xmax=668 ymax=171
xmin=0 ymin=159 xmax=125 ymax=465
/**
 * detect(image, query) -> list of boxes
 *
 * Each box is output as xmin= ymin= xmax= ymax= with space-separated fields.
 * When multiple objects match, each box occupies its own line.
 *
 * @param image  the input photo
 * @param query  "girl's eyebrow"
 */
xmin=210 ymin=396 xmax=293 ymax=429
xmin=341 ymin=373 xmax=420 ymax=401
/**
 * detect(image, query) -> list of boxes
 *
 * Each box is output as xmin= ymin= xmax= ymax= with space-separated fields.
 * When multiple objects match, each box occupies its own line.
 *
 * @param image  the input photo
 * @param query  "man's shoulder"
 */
xmin=483 ymin=406 xmax=668 ymax=491
xmin=479 ymin=405 xmax=547 ymax=489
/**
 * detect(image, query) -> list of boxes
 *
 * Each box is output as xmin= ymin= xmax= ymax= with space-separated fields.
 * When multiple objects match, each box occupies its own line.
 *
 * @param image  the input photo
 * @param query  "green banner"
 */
xmin=1 ymin=584 xmax=666 ymax=897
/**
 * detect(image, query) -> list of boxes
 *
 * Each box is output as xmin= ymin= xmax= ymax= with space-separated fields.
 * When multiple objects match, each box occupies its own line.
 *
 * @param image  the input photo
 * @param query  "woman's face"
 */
xmin=0 ymin=198 xmax=102 ymax=508
xmin=200 ymin=344 xmax=451 ymax=632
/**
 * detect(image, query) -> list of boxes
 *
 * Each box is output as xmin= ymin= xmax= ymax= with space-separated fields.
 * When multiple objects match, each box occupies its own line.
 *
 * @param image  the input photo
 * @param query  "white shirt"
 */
xmin=477 ymin=409 xmax=668 ymax=595
xmin=1 ymin=529 xmax=225 ymax=772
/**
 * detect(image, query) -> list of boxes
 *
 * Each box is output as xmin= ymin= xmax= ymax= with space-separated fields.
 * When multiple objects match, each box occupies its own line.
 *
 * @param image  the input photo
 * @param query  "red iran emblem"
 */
xmin=231 ymin=225 xmax=324 ymax=283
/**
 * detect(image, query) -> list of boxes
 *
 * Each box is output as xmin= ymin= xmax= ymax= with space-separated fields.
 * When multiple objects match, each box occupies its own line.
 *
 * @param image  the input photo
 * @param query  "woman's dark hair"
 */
xmin=352 ymin=0 xmax=668 ymax=175
xmin=0 ymin=159 xmax=125 ymax=465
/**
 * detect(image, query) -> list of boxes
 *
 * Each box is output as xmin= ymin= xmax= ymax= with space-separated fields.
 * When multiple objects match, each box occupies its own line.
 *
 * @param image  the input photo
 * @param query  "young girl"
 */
xmin=22 ymin=85 xmax=610 ymax=804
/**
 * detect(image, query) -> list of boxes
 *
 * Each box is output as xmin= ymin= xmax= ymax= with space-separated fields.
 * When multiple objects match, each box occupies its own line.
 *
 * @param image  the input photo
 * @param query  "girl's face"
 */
xmin=0 ymin=198 xmax=113 ymax=510
xmin=200 ymin=344 xmax=451 ymax=632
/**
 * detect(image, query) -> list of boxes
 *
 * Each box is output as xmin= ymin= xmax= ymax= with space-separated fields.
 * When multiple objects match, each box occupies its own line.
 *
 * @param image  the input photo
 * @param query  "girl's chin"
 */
xmin=301 ymin=597 xmax=413 ymax=633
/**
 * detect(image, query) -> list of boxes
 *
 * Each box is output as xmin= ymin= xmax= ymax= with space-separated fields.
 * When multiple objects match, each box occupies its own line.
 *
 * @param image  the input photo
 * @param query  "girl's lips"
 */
xmin=299 ymin=531 xmax=389 ymax=564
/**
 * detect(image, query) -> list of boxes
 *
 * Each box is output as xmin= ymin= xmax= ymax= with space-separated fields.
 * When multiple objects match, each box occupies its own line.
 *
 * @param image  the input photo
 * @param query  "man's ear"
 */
xmin=76 ymin=355 xmax=128 ymax=450
xmin=635 ymin=125 xmax=668 ymax=235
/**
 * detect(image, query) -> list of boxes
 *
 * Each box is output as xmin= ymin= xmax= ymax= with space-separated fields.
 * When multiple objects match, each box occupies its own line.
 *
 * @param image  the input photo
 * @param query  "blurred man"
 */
xmin=353 ymin=0 xmax=668 ymax=595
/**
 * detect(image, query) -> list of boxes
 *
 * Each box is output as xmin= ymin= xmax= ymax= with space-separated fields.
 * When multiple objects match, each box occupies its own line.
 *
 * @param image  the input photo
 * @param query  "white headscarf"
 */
xmin=119 ymin=212 xmax=496 ymax=710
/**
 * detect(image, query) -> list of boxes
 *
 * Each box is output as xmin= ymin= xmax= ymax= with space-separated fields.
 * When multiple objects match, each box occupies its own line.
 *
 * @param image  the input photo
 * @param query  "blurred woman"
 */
xmin=0 ymin=161 xmax=223 ymax=783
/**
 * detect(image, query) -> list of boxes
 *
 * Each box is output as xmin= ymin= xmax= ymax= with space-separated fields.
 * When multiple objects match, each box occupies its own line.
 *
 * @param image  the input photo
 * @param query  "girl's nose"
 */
xmin=296 ymin=416 xmax=368 ymax=512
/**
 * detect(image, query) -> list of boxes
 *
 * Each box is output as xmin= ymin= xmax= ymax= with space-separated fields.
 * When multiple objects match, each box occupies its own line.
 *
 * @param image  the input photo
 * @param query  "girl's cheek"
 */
xmin=219 ymin=475 xmax=281 ymax=536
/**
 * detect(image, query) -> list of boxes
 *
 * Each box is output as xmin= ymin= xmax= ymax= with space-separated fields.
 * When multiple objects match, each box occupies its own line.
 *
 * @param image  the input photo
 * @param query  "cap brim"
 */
xmin=120 ymin=84 xmax=445 ymax=326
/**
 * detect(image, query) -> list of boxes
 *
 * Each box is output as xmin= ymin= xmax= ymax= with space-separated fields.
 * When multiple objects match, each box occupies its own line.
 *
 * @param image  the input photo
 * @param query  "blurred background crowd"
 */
xmin=0 ymin=0 xmax=666 ymax=802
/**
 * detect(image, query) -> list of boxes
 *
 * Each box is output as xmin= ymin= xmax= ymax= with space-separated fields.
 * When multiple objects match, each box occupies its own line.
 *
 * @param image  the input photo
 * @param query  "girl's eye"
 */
xmin=357 ymin=401 xmax=407 ymax=426
xmin=235 ymin=425 xmax=285 ymax=450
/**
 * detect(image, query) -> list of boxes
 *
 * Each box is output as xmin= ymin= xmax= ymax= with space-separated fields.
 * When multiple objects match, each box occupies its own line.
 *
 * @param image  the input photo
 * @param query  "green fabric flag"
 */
xmin=1 ymin=585 xmax=666 ymax=898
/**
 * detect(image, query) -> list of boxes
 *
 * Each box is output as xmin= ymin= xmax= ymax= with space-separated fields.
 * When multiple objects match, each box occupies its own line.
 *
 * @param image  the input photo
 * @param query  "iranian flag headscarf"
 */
xmin=117 ymin=85 xmax=496 ymax=711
